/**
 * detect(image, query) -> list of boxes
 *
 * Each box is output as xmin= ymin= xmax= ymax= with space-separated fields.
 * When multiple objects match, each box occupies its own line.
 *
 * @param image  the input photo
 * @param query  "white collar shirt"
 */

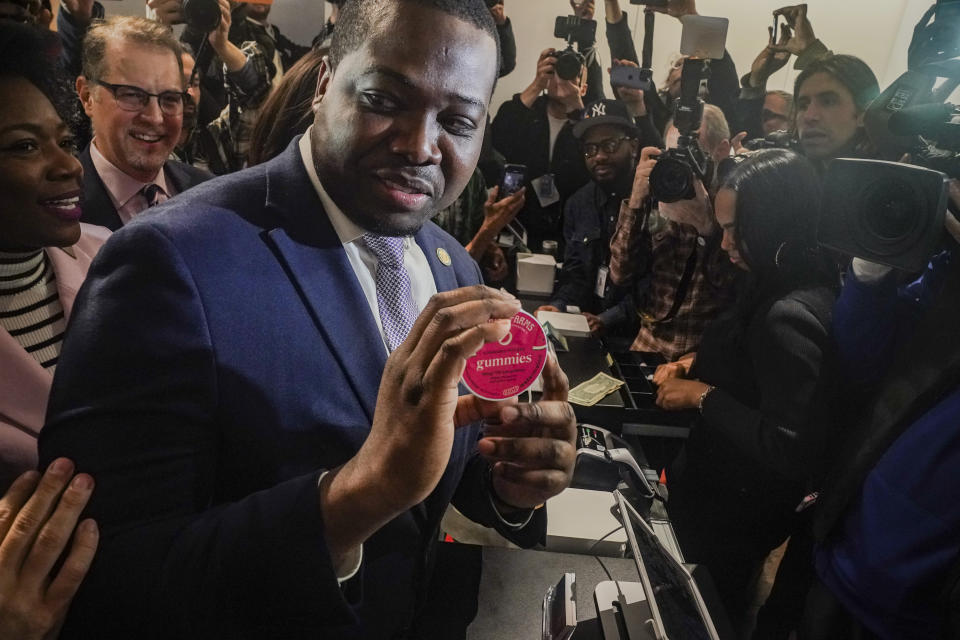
xmin=298 ymin=129 xmax=437 ymax=353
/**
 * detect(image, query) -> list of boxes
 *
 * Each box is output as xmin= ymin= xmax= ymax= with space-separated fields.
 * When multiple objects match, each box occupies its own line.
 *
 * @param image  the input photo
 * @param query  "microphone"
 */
xmin=888 ymin=102 xmax=958 ymax=137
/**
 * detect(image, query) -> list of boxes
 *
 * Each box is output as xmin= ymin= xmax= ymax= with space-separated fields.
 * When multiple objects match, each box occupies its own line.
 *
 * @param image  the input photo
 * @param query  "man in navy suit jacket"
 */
xmin=41 ymin=1 xmax=577 ymax=638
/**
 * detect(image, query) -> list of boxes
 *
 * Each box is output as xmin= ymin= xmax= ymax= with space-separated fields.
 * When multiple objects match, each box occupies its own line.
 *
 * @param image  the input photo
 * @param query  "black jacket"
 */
xmin=490 ymin=95 xmax=591 ymax=251
xmin=550 ymin=180 xmax=624 ymax=313
xmin=79 ymin=145 xmax=212 ymax=231
xmin=496 ymin=18 xmax=517 ymax=78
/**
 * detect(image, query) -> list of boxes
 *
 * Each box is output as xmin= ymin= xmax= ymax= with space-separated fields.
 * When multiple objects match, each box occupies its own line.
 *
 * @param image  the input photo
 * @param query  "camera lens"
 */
xmin=556 ymin=49 xmax=584 ymax=82
xmin=858 ymin=178 xmax=923 ymax=243
xmin=650 ymin=156 xmax=695 ymax=203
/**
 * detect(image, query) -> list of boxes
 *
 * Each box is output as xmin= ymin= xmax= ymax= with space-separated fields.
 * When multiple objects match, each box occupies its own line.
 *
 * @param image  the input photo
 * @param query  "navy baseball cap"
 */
xmin=573 ymin=99 xmax=640 ymax=139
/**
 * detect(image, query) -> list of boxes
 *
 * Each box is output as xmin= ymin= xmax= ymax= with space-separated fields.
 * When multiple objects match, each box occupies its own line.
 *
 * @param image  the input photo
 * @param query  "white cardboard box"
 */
xmin=545 ymin=489 xmax=627 ymax=556
xmin=516 ymin=252 xmax=556 ymax=296
xmin=535 ymin=310 xmax=592 ymax=338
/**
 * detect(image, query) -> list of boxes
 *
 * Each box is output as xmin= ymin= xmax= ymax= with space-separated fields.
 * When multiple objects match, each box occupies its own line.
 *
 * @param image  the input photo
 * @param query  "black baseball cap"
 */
xmin=573 ymin=99 xmax=640 ymax=139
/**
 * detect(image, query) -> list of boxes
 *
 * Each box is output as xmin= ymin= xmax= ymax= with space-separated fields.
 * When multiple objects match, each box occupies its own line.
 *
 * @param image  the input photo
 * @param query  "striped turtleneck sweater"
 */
xmin=0 ymin=249 xmax=65 ymax=371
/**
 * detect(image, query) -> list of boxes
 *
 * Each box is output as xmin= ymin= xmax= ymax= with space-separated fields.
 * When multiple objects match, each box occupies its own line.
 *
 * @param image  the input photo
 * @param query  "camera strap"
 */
xmin=640 ymin=232 xmax=699 ymax=326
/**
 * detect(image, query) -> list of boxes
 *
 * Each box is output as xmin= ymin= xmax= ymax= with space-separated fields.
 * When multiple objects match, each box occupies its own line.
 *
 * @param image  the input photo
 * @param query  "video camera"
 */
xmin=649 ymin=58 xmax=712 ymax=202
xmin=818 ymin=0 xmax=960 ymax=272
xmin=553 ymin=15 xmax=597 ymax=81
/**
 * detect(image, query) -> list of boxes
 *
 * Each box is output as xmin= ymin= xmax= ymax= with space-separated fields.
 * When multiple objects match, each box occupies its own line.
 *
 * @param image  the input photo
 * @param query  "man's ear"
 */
xmin=76 ymin=76 xmax=95 ymax=117
xmin=312 ymin=57 xmax=333 ymax=112
xmin=579 ymin=80 xmax=588 ymax=98
xmin=715 ymin=138 xmax=731 ymax=162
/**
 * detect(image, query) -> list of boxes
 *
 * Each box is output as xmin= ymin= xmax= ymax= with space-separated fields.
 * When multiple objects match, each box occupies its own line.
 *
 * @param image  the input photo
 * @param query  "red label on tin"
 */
xmin=463 ymin=310 xmax=548 ymax=401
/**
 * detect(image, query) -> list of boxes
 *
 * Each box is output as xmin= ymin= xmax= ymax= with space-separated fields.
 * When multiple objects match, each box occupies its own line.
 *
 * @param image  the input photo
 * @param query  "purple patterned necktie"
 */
xmin=363 ymin=234 xmax=417 ymax=352
xmin=141 ymin=183 xmax=167 ymax=208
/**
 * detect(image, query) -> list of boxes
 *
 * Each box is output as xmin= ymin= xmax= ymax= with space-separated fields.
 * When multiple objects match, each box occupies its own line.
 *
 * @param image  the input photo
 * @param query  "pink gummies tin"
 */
xmin=463 ymin=310 xmax=548 ymax=401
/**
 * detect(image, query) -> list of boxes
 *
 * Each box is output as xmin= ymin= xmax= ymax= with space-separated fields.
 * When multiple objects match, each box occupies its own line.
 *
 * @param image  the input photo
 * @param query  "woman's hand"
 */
xmin=652 ymin=360 xmax=688 ymax=385
xmin=655 ymin=378 xmax=711 ymax=411
xmin=0 ymin=461 xmax=98 ymax=640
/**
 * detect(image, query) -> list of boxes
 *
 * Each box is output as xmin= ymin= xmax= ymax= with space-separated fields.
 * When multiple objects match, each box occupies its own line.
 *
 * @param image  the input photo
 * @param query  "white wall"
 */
xmin=491 ymin=0 xmax=935 ymax=116
xmin=266 ymin=0 xmax=325 ymax=47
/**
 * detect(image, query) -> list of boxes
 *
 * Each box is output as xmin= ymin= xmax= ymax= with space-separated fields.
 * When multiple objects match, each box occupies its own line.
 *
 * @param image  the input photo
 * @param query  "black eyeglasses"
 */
xmin=583 ymin=136 xmax=632 ymax=159
xmin=93 ymin=80 xmax=185 ymax=116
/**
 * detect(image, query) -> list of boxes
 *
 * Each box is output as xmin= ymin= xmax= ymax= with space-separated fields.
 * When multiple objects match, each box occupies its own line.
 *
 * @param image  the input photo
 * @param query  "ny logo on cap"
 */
xmin=591 ymin=102 xmax=607 ymax=118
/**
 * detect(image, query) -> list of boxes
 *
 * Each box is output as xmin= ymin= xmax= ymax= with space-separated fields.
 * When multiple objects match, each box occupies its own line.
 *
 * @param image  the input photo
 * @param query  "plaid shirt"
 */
xmin=199 ymin=41 xmax=272 ymax=175
xmin=609 ymin=199 xmax=739 ymax=361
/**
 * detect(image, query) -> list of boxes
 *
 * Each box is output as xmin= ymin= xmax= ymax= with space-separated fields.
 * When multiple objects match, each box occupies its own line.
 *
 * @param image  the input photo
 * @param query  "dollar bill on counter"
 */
xmin=568 ymin=372 xmax=625 ymax=406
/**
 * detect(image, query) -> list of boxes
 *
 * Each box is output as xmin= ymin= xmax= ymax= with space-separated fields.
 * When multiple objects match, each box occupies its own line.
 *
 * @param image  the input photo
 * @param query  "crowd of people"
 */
xmin=0 ymin=0 xmax=957 ymax=638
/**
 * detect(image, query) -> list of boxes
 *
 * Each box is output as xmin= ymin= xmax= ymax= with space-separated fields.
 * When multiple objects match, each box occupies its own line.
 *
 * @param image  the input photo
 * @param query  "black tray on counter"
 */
xmin=573 ymin=350 xmax=697 ymax=438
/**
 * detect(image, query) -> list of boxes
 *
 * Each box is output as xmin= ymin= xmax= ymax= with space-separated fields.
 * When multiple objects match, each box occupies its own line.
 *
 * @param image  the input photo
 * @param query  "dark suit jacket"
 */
xmin=79 ymin=144 xmax=211 ymax=231
xmin=41 ymin=139 xmax=544 ymax=639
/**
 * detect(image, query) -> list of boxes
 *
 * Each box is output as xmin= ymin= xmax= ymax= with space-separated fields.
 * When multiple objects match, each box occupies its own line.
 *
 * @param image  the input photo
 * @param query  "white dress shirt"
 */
xmin=299 ymin=129 xmax=445 ymax=583
xmin=298 ymin=130 xmax=437 ymax=354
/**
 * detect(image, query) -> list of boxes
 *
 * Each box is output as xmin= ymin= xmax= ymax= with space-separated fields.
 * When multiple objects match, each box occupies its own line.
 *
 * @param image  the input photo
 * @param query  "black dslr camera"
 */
xmin=181 ymin=0 xmax=220 ymax=32
xmin=553 ymin=15 xmax=597 ymax=81
xmin=743 ymin=129 xmax=801 ymax=152
xmin=818 ymin=0 xmax=960 ymax=272
xmin=649 ymin=58 xmax=711 ymax=202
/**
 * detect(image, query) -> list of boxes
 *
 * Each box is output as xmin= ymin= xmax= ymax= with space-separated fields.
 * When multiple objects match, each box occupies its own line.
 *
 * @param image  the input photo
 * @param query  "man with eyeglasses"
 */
xmin=536 ymin=99 xmax=641 ymax=332
xmin=75 ymin=16 xmax=210 ymax=230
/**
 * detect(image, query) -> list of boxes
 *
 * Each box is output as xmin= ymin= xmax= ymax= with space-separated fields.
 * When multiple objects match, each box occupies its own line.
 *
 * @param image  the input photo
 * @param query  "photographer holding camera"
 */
xmin=491 ymin=46 xmax=593 ymax=252
xmin=179 ymin=0 xmax=321 ymax=173
xmin=606 ymin=103 xmax=738 ymax=358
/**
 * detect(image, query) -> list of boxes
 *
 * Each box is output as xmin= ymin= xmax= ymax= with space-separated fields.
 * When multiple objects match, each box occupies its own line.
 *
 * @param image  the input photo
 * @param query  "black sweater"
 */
xmin=686 ymin=284 xmax=839 ymax=501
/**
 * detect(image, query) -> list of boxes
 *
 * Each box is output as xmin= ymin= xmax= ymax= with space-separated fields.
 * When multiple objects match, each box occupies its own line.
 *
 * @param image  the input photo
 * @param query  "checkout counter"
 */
xmin=444 ymin=308 xmax=735 ymax=640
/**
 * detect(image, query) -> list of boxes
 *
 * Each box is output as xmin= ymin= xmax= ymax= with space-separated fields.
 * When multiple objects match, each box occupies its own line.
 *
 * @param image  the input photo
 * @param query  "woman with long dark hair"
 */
xmin=653 ymin=149 xmax=840 ymax=623
xmin=246 ymin=46 xmax=326 ymax=167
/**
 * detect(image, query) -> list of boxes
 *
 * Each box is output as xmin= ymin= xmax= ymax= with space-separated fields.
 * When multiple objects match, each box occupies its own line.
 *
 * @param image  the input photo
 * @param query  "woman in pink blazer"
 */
xmin=0 ymin=22 xmax=102 ymax=639
xmin=0 ymin=225 xmax=108 ymax=488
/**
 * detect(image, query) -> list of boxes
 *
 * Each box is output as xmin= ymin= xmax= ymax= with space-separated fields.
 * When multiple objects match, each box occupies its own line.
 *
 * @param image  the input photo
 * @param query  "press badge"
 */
xmin=531 ymin=174 xmax=560 ymax=208
xmin=595 ymin=265 xmax=609 ymax=297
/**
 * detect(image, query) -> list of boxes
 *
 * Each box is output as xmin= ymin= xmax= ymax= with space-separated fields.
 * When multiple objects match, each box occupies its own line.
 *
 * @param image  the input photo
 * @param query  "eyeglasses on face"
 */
xmin=93 ymin=80 xmax=185 ymax=116
xmin=583 ymin=136 xmax=632 ymax=158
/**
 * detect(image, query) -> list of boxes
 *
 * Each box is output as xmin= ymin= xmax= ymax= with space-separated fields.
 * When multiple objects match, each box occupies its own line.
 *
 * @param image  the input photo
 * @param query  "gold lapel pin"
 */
xmin=436 ymin=247 xmax=452 ymax=266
